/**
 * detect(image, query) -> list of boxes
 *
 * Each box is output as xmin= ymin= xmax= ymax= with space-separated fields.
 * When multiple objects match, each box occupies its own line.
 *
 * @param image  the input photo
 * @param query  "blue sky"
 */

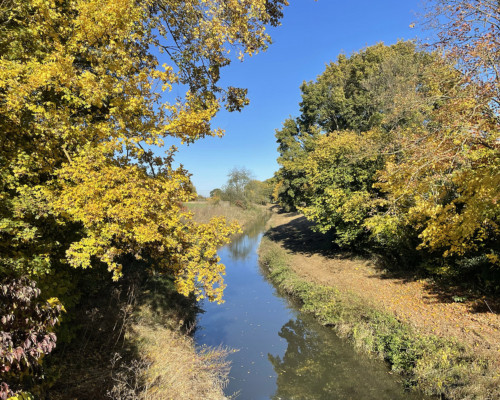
xmin=167 ymin=0 xmax=425 ymax=196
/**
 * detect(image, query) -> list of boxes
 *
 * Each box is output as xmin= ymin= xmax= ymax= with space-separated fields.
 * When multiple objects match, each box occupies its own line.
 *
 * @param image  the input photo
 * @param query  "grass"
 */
xmin=48 ymin=271 xmax=231 ymax=400
xmin=186 ymin=200 xmax=266 ymax=231
xmin=259 ymin=236 xmax=500 ymax=400
xmin=120 ymin=275 xmax=231 ymax=400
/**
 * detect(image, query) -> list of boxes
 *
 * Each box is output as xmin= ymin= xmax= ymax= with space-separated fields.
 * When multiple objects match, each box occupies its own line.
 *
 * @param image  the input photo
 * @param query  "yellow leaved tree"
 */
xmin=0 ymin=2 xmax=287 ymax=394
xmin=0 ymin=0 xmax=287 ymax=302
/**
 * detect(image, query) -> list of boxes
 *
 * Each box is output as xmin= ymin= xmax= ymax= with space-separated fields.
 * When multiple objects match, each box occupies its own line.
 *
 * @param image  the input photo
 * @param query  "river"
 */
xmin=195 ymin=215 xmax=423 ymax=400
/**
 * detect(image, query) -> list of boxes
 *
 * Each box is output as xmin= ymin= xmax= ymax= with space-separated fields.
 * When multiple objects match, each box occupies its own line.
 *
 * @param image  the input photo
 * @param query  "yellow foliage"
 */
xmin=371 ymin=79 xmax=500 ymax=262
xmin=0 ymin=0 xmax=287 ymax=300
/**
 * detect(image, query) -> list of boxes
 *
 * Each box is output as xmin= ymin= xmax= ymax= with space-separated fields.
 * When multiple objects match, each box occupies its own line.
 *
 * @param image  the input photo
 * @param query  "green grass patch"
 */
xmin=259 ymin=237 xmax=500 ymax=400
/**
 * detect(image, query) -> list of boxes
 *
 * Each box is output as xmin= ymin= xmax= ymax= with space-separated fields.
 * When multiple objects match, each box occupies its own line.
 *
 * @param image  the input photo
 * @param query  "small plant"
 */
xmin=452 ymin=295 xmax=468 ymax=303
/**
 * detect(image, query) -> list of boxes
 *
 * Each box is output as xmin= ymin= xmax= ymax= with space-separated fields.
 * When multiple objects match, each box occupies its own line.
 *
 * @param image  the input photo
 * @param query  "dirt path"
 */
xmin=265 ymin=207 xmax=500 ymax=365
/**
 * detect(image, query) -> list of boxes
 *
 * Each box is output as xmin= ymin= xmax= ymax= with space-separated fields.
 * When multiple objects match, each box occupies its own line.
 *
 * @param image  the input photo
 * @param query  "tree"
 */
xmin=221 ymin=167 xmax=253 ymax=205
xmin=274 ymin=118 xmax=319 ymax=211
xmin=274 ymin=42 xmax=441 ymax=213
xmin=209 ymin=188 xmax=223 ymax=199
xmin=244 ymin=179 xmax=270 ymax=205
xmin=299 ymin=130 xmax=388 ymax=248
xmin=1 ymin=0 xmax=287 ymax=296
xmin=0 ymin=0 xmax=287 ymax=393
xmin=424 ymin=0 xmax=500 ymax=112
xmin=274 ymin=42 xmax=445 ymax=247
xmin=297 ymin=41 xmax=435 ymax=134
xmin=366 ymin=1 xmax=500 ymax=277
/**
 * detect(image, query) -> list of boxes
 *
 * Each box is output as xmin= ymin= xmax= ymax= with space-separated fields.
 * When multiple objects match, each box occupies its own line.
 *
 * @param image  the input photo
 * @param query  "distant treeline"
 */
xmin=273 ymin=40 xmax=499 ymax=290
xmin=210 ymin=167 xmax=274 ymax=208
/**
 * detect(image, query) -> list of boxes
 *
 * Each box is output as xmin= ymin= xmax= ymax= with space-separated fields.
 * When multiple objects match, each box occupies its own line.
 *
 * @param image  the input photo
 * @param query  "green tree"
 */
xmin=209 ymin=188 xmax=223 ymax=199
xmin=245 ymin=179 xmax=271 ymax=205
xmin=274 ymin=42 xmax=443 ymax=246
xmin=221 ymin=167 xmax=253 ymax=206
xmin=274 ymin=118 xmax=319 ymax=211
xmin=299 ymin=130 xmax=388 ymax=248
xmin=298 ymin=41 xmax=435 ymax=134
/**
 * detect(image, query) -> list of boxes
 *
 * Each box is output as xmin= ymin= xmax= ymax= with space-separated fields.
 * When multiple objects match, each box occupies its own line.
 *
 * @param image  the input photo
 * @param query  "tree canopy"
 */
xmin=273 ymin=38 xmax=499 ymax=284
xmin=0 ymin=0 xmax=287 ymax=395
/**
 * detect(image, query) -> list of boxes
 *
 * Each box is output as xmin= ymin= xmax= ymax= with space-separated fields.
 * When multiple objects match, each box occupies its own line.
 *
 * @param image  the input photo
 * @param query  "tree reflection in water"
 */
xmin=227 ymin=214 xmax=269 ymax=261
xmin=269 ymin=317 xmax=419 ymax=400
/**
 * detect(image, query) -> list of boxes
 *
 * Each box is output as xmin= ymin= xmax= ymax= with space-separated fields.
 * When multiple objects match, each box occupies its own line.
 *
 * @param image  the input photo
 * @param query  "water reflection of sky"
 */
xmin=195 ymin=219 xmax=426 ymax=400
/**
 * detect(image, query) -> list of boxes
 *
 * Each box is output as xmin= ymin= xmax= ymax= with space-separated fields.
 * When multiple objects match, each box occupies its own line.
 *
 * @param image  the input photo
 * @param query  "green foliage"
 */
xmin=209 ymin=188 xmax=223 ymax=199
xmin=274 ymin=42 xmax=440 ymax=214
xmin=273 ymin=118 xmax=319 ymax=211
xmin=217 ymin=167 xmax=272 ymax=207
xmin=298 ymin=130 xmax=388 ymax=247
xmin=245 ymin=179 xmax=272 ymax=205
xmin=298 ymin=42 xmax=435 ymax=134
xmin=273 ymin=39 xmax=499 ymax=285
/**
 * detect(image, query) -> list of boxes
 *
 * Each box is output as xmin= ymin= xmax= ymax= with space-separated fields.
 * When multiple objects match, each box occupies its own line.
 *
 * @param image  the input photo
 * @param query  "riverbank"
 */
xmin=49 ymin=203 xmax=268 ymax=399
xmin=48 ymin=272 xmax=231 ymax=400
xmin=259 ymin=206 xmax=500 ymax=400
xmin=187 ymin=200 xmax=267 ymax=231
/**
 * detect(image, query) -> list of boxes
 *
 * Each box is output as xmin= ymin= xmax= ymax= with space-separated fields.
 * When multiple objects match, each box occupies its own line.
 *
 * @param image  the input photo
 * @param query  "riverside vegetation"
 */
xmin=49 ymin=199 xmax=269 ymax=399
xmin=1 ymin=0 xmax=499 ymax=398
xmin=0 ymin=0 xmax=287 ymax=398
xmin=259 ymin=220 xmax=500 ymax=400
xmin=264 ymin=2 xmax=499 ymax=399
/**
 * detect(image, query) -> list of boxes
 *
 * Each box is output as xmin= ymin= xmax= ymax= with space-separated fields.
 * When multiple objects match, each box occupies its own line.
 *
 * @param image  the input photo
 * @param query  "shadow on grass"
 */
xmin=265 ymin=206 xmax=499 ymax=315
xmin=265 ymin=213 xmax=337 ymax=258
xmin=47 ymin=259 xmax=201 ymax=399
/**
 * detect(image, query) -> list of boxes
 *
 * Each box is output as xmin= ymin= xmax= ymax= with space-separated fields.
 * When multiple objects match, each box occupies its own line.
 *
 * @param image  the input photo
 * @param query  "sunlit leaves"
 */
xmin=274 ymin=38 xmax=499 ymax=279
xmin=1 ymin=0 xmax=287 ymax=295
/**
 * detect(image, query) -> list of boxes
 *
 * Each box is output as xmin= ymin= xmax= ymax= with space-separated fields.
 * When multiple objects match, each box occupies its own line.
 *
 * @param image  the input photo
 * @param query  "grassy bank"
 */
xmin=186 ymin=200 xmax=266 ymax=231
xmin=49 ymin=202 xmax=267 ymax=399
xmin=259 ymin=237 xmax=500 ymax=400
xmin=121 ymin=275 xmax=231 ymax=400
xmin=49 ymin=272 xmax=230 ymax=400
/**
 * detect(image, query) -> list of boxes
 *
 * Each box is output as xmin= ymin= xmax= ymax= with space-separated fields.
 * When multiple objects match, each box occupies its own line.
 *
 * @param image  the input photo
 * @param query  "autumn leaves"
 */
xmin=273 ymin=40 xmax=499 ymax=283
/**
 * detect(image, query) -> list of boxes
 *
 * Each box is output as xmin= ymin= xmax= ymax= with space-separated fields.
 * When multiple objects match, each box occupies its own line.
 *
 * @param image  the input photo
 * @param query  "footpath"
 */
xmin=263 ymin=207 xmax=500 ymax=367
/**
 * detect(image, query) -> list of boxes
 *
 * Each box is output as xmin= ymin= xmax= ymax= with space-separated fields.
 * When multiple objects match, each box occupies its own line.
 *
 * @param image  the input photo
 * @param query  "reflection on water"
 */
xmin=226 ymin=234 xmax=260 ymax=261
xmin=269 ymin=316 xmax=422 ymax=400
xmin=196 ymin=214 xmax=426 ymax=400
xmin=226 ymin=214 xmax=269 ymax=261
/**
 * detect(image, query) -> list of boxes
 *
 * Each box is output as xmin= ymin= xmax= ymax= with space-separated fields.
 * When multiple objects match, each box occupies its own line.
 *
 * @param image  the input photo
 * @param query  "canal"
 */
xmin=195 ymin=215 xmax=423 ymax=400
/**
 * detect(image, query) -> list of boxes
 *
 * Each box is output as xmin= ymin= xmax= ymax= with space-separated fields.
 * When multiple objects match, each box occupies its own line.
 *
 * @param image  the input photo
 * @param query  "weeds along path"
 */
xmin=263 ymin=206 xmax=500 ymax=367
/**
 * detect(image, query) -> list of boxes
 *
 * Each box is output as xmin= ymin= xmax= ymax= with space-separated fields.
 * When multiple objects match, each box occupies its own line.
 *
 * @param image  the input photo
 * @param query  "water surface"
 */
xmin=195 ymin=216 xmax=423 ymax=400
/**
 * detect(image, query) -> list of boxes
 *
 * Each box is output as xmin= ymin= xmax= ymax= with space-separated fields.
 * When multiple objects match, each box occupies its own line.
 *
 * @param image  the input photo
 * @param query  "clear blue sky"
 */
xmin=166 ymin=0 xmax=425 ymax=197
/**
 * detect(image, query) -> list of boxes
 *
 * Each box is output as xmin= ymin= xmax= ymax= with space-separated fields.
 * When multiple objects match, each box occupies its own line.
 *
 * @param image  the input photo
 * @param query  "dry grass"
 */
xmin=107 ymin=276 xmax=232 ymax=400
xmin=125 ymin=317 xmax=231 ymax=400
xmin=186 ymin=201 xmax=266 ymax=231
xmin=49 ymin=273 xmax=231 ymax=400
